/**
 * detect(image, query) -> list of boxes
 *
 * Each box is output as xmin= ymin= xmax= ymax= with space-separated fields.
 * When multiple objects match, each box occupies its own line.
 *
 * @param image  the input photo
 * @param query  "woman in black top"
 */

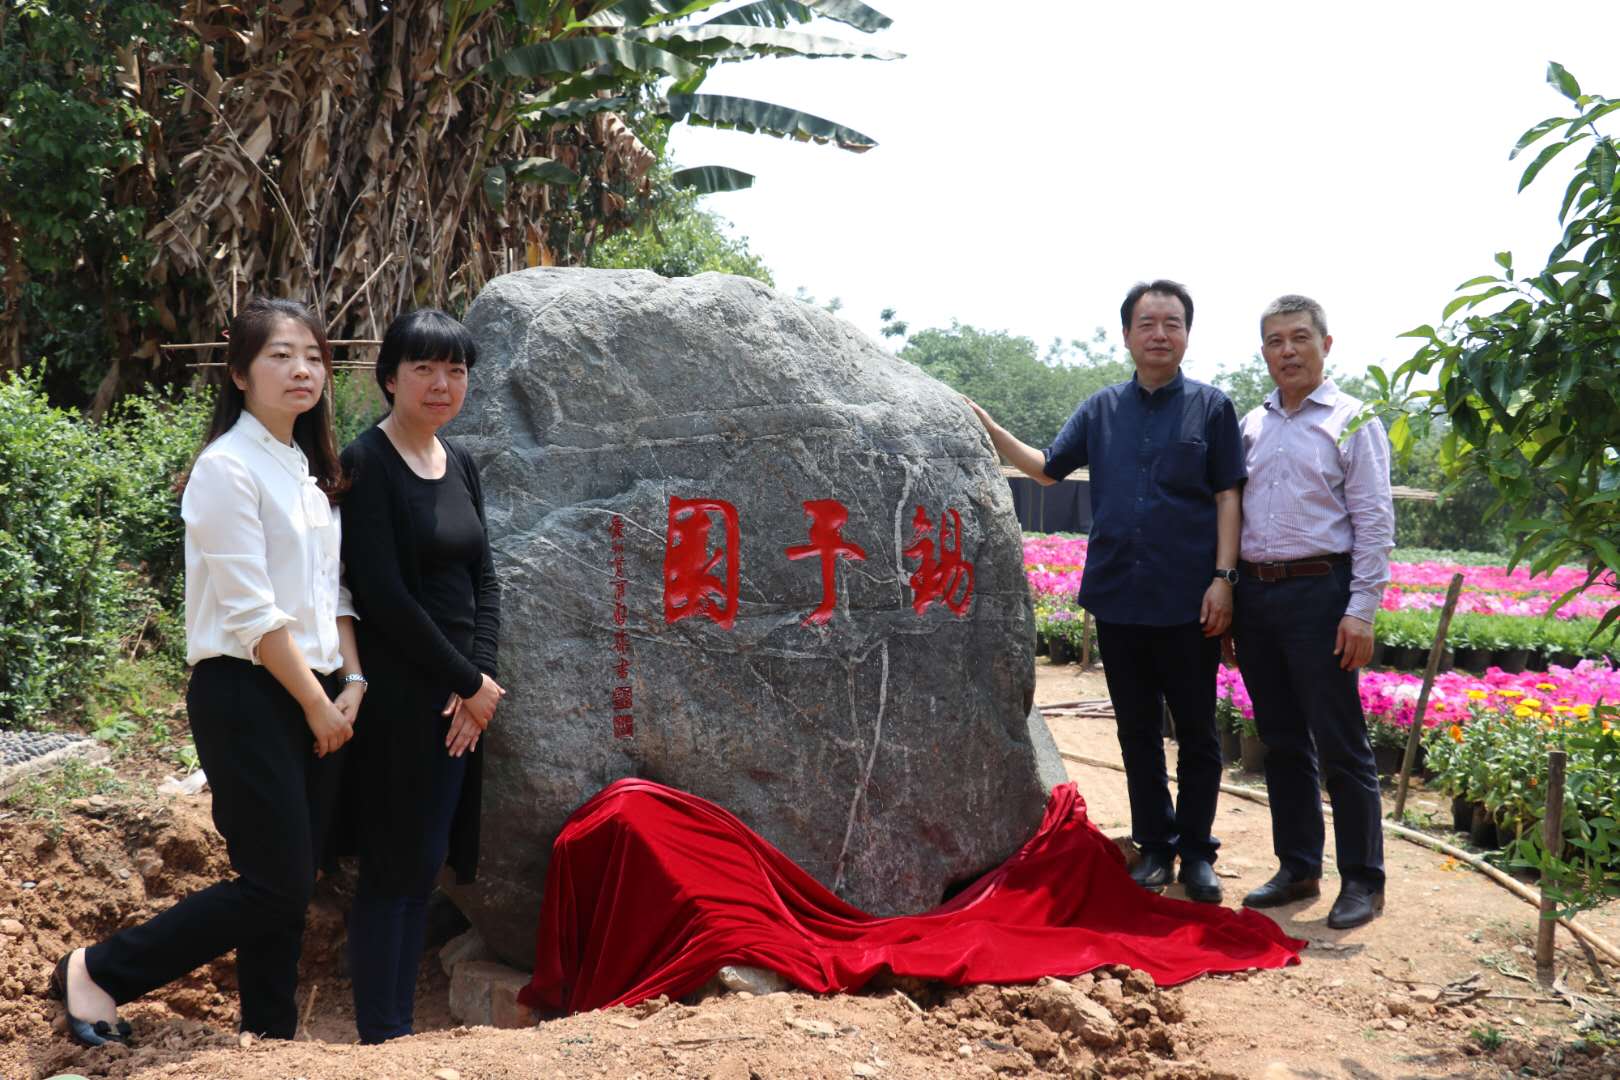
xmin=339 ymin=309 xmax=503 ymax=1043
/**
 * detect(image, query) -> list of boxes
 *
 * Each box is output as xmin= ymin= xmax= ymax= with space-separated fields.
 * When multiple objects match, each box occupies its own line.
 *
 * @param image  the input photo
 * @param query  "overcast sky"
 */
xmin=667 ymin=1 xmax=1620 ymax=384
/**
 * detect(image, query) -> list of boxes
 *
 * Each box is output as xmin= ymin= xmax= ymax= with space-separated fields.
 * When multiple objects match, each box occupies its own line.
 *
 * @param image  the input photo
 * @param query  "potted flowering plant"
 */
xmin=1494 ymin=616 xmax=1536 ymax=674
xmin=1450 ymin=614 xmax=1491 ymax=675
xmin=1510 ymin=702 xmax=1620 ymax=916
xmin=1045 ymin=609 xmax=1078 ymax=664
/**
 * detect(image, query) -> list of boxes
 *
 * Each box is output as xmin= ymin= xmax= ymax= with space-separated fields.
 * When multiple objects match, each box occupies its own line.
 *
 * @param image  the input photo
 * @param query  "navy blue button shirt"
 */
xmin=1043 ymin=372 xmax=1246 ymax=626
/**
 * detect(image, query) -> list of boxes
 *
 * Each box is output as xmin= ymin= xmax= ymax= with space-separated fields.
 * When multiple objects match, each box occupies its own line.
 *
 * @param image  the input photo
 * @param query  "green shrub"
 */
xmin=100 ymin=386 xmax=212 ymax=600
xmin=1428 ymin=703 xmax=1620 ymax=916
xmin=1390 ymin=547 xmax=1512 ymax=567
xmin=0 ymin=375 xmax=217 ymax=726
xmin=1374 ymin=609 xmax=1427 ymax=650
xmin=331 ymin=369 xmax=386 ymax=449
xmin=1494 ymin=616 xmax=1540 ymax=652
xmin=0 ymin=372 xmax=130 ymax=726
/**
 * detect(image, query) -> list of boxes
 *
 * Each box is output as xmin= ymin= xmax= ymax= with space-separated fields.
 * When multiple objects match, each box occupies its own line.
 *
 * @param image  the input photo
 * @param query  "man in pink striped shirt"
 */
xmin=1231 ymin=294 xmax=1395 ymax=931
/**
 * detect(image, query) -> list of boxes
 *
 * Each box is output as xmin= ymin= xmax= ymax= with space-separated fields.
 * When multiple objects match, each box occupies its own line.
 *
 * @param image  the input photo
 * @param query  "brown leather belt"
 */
xmin=1239 ymin=553 xmax=1350 ymax=583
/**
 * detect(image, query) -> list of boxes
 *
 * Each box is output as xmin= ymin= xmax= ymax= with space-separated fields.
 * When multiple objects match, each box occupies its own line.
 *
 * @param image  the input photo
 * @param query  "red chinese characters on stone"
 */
xmin=663 ymin=497 xmax=741 ymax=629
xmin=904 ymin=505 xmax=975 ymax=617
xmin=784 ymin=499 xmax=867 ymax=626
xmin=609 ymin=514 xmax=634 ymax=740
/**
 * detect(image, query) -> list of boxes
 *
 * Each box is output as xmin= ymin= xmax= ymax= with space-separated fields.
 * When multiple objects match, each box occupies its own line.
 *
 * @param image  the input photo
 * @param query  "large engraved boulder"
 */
xmin=449 ymin=269 xmax=1063 ymax=967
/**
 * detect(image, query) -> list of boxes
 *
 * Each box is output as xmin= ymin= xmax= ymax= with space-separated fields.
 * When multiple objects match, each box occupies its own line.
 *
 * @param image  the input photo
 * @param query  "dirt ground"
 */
xmin=2 ymin=660 xmax=1617 ymax=1080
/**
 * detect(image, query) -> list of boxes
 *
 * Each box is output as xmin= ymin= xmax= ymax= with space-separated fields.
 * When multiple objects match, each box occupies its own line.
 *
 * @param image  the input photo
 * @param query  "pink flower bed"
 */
xmin=1388 ymin=562 xmax=1620 ymax=596
xmin=1381 ymin=584 xmax=1614 ymax=619
xmin=1216 ymin=660 xmax=1620 ymax=734
xmin=1023 ymin=536 xmax=1618 ymax=619
xmin=1384 ymin=561 xmax=1619 ymax=619
xmin=1023 ymin=534 xmax=1088 ymax=600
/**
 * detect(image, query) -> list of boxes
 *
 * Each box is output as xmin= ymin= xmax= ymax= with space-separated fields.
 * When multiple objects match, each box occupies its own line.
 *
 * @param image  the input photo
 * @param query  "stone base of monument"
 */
xmin=438 ymin=928 xmax=493 ymax=976
xmin=0 ymin=732 xmax=106 ymax=799
xmin=447 ymin=959 xmax=537 ymax=1029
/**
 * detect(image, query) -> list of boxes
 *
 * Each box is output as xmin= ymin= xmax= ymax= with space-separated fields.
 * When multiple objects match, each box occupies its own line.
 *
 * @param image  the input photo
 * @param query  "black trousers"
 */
xmin=1232 ymin=564 xmax=1385 ymax=888
xmin=1094 ymin=620 xmax=1223 ymax=862
xmin=349 ymin=723 xmax=468 ymax=1044
xmin=85 ymin=657 xmax=345 ymax=1038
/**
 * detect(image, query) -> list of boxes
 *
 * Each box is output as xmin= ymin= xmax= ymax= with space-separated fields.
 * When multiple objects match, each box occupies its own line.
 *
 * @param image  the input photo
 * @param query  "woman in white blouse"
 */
xmin=49 ymin=297 xmax=366 ymax=1045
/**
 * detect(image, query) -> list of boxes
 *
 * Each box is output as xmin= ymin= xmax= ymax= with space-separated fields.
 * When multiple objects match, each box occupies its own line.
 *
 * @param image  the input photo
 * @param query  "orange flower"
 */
xmin=1448 ymin=723 xmax=1464 ymax=743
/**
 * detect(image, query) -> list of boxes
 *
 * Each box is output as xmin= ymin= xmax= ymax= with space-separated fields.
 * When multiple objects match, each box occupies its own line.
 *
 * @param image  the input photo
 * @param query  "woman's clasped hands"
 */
xmin=442 ymin=672 xmax=505 ymax=757
xmin=304 ymin=694 xmax=354 ymax=758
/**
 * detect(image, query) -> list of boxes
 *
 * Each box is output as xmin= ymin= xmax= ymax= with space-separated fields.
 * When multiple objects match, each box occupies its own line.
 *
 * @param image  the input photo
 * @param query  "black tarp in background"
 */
xmin=1007 ymin=476 xmax=1092 ymax=534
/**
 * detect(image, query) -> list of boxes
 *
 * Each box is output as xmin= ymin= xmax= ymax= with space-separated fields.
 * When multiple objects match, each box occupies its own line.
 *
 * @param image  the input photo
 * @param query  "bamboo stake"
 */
xmin=1394 ymin=573 xmax=1464 ymax=819
xmin=325 ymin=253 xmax=397 ymax=332
xmin=1080 ymin=610 xmax=1094 ymax=669
xmin=1537 ymin=749 xmax=1568 ymax=985
xmin=163 ymin=338 xmax=382 ymax=352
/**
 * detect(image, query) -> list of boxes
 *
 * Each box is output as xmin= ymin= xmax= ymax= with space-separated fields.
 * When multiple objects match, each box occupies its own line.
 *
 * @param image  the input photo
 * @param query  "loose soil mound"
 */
xmin=3 ymin=787 xmax=1217 ymax=1080
xmin=2 ymin=664 xmax=1617 ymax=1078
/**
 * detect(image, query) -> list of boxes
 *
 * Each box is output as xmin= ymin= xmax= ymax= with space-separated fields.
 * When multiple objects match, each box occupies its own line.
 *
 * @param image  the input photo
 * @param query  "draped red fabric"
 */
xmin=518 ymin=779 xmax=1304 ymax=1015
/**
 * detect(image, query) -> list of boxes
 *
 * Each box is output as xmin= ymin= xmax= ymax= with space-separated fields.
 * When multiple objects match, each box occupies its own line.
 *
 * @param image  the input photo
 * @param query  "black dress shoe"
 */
xmin=1177 ymin=858 xmax=1223 ymax=904
xmin=1241 ymin=868 xmax=1322 ymax=909
xmin=49 ymin=953 xmax=131 ymax=1048
xmin=1129 ymin=850 xmax=1175 ymax=892
xmin=1326 ymin=880 xmax=1384 ymax=929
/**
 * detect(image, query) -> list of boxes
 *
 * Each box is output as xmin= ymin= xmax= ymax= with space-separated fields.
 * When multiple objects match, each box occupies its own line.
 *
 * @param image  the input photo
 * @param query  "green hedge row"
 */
xmin=1374 ymin=608 xmax=1613 ymax=658
xmin=1 ymin=370 xmax=386 ymax=729
xmin=0 ymin=373 xmax=209 ymax=727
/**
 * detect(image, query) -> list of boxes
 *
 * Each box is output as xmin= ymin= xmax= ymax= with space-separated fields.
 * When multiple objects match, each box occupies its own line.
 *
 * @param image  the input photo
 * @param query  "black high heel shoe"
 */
xmin=49 ymin=953 xmax=132 ymax=1048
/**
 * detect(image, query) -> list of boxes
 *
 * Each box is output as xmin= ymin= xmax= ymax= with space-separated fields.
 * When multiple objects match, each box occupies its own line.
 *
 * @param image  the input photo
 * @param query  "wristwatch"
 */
xmin=1213 ymin=568 xmax=1239 ymax=586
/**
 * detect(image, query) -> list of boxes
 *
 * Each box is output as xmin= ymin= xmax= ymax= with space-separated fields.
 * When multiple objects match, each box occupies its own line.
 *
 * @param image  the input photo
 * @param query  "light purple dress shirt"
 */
xmin=1239 ymin=379 xmax=1395 ymax=624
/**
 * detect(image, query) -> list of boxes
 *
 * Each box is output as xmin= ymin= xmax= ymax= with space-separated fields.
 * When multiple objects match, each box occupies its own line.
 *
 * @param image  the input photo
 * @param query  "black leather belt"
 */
xmin=1238 ymin=553 xmax=1350 ymax=583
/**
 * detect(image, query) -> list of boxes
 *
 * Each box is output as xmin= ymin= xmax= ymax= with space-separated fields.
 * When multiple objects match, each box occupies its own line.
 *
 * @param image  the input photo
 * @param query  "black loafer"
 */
xmin=1129 ymin=850 xmax=1175 ymax=892
xmin=1177 ymin=858 xmax=1223 ymax=904
xmin=49 ymin=953 xmax=131 ymax=1048
xmin=1242 ymin=868 xmax=1321 ymax=909
xmin=1326 ymin=880 xmax=1384 ymax=930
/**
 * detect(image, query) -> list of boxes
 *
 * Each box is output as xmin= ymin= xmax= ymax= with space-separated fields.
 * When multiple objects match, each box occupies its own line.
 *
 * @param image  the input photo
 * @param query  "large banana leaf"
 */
xmin=605 ymin=0 xmax=728 ymax=26
xmin=515 ymin=94 xmax=634 ymax=122
xmin=705 ymin=0 xmax=891 ymax=32
xmin=525 ymin=74 xmax=634 ymax=106
xmin=629 ymin=24 xmax=901 ymax=62
xmin=671 ymin=165 xmax=755 ymax=193
xmin=487 ymin=37 xmax=698 ymax=81
xmin=660 ymin=93 xmax=875 ymax=151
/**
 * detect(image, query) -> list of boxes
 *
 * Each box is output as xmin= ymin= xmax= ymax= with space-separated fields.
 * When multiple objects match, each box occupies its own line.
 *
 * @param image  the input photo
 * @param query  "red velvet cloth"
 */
xmin=518 ymin=779 xmax=1304 ymax=1014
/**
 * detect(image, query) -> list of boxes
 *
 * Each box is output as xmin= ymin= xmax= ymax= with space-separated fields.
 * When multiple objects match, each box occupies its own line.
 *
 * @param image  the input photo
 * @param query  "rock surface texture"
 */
xmin=449 ymin=269 xmax=1061 ymax=966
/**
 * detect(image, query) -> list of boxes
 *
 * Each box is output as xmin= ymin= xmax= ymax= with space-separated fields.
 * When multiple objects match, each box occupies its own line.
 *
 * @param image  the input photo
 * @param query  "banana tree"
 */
xmin=479 ymin=0 xmax=899 ymax=206
xmin=8 ymin=0 xmax=897 ymax=408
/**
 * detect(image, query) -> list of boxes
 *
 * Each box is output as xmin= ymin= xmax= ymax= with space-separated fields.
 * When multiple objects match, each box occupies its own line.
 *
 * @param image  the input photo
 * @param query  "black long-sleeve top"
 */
xmin=342 ymin=426 xmax=500 ymax=696
xmin=337 ymin=424 xmax=501 ymax=886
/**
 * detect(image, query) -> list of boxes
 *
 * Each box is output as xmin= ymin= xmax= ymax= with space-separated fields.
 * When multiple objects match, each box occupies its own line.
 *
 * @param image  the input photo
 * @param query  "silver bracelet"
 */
xmin=341 ymin=673 xmax=368 ymax=688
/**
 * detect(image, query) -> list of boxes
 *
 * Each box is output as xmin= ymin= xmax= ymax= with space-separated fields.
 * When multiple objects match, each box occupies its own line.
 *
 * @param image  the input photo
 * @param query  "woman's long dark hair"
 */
xmin=199 ymin=297 xmax=347 ymax=501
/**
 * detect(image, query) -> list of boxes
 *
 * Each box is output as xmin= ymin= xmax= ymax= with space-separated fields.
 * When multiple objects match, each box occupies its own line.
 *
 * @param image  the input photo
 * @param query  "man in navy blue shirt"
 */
xmin=968 ymin=280 xmax=1245 ymax=904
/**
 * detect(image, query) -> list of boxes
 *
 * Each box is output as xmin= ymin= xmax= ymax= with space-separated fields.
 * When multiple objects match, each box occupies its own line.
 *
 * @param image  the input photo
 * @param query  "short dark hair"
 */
xmin=1120 ymin=280 xmax=1194 ymax=331
xmin=375 ymin=308 xmax=478 ymax=405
